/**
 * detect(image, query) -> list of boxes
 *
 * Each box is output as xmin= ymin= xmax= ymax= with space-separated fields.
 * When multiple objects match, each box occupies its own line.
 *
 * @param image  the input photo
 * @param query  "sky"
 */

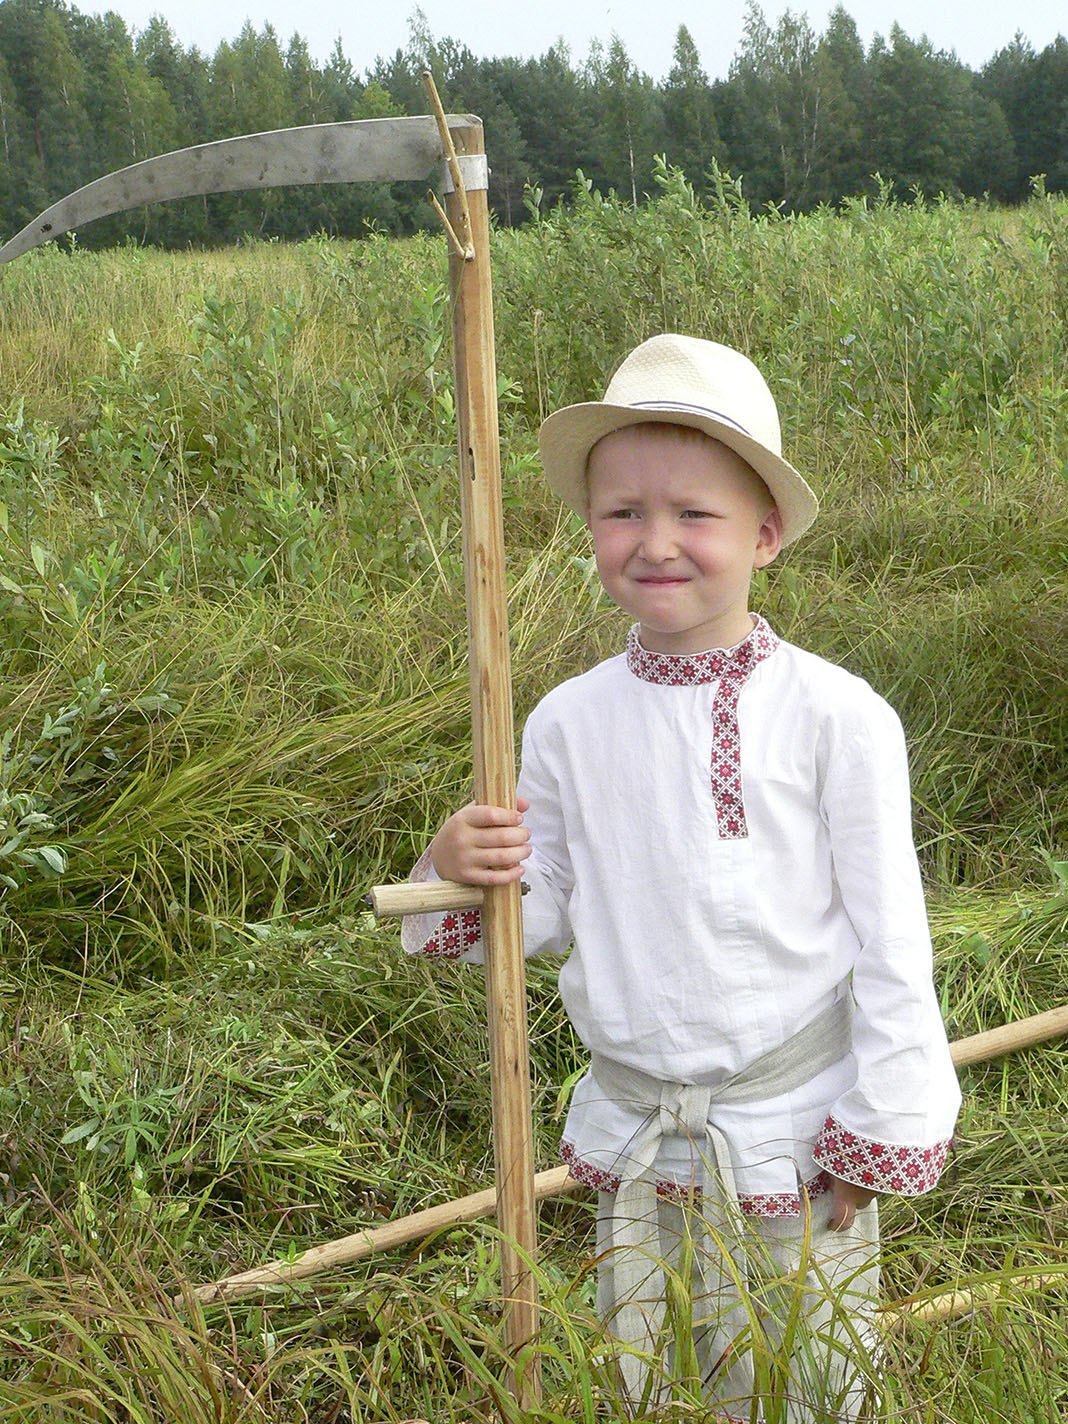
xmin=97 ymin=0 xmax=1065 ymax=80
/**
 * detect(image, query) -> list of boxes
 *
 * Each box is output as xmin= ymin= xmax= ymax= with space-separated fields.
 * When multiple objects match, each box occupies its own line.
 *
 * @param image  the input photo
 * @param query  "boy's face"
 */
xmin=585 ymin=424 xmax=782 ymax=654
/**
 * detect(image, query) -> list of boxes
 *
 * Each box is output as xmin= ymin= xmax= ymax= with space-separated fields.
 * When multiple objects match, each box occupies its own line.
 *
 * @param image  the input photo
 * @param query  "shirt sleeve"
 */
xmin=812 ymin=690 xmax=961 ymax=1195
xmin=401 ymin=706 xmax=574 ymax=964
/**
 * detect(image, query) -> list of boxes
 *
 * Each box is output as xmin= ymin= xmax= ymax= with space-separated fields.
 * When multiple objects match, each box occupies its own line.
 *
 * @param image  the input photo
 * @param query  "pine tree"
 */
xmin=74 ymin=11 xmax=178 ymax=176
xmin=982 ymin=36 xmax=1037 ymax=199
xmin=136 ymin=16 xmax=208 ymax=144
xmin=587 ymin=34 xmax=662 ymax=204
xmin=1026 ymin=39 xmax=1068 ymax=192
xmin=132 ymin=17 xmax=210 ymax=243
xmin=865 ymin=27 xmax=977 ymax=199
xmin=724 ymin=3 xmax=853 ymax=210
xmin=432 ymin=52 xmax=529 ymax=225
xmin=985 ymin=36 xmax=1068 ymax=196
xmin=817 ymin=7 xmax=868 ymax=197
xmin=0 ymin=0 xmax=90 ymax=204
xmin=207 ymin=23 xmax=295 ymax=237
xmin=662 ymin=25 xmax=721 ymax=192
xmin=321 ymin=37 xmax=362 ymax=120
xmin=208 ymin=22 xmax=291 ymax=139
xmin=0 ymin=49 xmax=40 ymax=231
xmin=496 ymin=43 xmax=596 ymax=208
xmin=285 ymin=34 xmax=330 ymax=125
xmin=958 ymin=89 xmax=1016 ymax=199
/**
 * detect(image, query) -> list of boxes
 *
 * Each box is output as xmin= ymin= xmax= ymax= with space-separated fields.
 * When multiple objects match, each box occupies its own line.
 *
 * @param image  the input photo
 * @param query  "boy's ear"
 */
xmin=753 ymin=507 xmax=783 ymax=568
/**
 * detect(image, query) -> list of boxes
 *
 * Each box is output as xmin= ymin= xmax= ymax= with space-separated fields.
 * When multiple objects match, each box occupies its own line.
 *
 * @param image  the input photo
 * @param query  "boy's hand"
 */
xmin=826 ymin=1175 xmax=876 ymax=1232
xmin=430 ymin=798 xmax=531 ymax=885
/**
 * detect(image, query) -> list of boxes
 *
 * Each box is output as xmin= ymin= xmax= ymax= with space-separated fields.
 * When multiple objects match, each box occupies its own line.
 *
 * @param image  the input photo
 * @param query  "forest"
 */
xmin=1 ymin=0 xmax=1067 ymax=245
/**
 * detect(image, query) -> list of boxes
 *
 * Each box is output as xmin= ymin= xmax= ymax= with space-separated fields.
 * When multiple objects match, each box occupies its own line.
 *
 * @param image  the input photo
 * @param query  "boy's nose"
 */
xmin=637 ymin=521 xmax=678 ymax=562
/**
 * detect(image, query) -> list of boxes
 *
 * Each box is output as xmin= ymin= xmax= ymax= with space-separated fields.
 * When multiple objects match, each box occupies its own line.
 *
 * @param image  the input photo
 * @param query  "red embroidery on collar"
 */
xmin=625 ymin=617 xmax=779 ymax=840
xmin=625 ymin=616 xmax=778 ymax=687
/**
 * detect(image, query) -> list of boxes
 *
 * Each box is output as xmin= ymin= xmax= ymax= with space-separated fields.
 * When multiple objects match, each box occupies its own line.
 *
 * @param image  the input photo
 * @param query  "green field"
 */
xmin=0 ymin=177 xmax=1066 ymax=1420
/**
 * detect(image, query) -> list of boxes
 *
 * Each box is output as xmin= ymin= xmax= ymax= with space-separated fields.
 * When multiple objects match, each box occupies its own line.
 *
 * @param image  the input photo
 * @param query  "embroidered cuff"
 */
xmin=813 ymin=1115 xmax=951 ymax=1196
xmin=401 ymin=848 xmax=484 ymax=959
xmin=421 ymin=908 xmax=483 ymax=959
xmin=560 ymin=1141 xmax=831 ymax=1219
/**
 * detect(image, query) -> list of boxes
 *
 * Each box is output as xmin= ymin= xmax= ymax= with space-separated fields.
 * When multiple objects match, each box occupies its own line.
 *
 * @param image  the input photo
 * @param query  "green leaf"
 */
xmin=960 ymin=932 xmax=992 ymax=966
xmin=1038 ymin=850 xmax=1068 ymax=890
xmin=38 ymin=846 xmax=67 ymax=874
xmin=30 ymin=543 xmax=48 ymax=577
xmin=60 ymin=1119 xmax=100 ymax=1146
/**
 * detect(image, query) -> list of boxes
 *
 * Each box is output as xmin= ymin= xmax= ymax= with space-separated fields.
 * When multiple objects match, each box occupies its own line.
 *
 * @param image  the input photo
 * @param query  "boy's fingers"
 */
xmin=826 ymin=1176 xmax=874 ymax=1231
xmin=461 ymin=863 xmax=527 ymax=886
xmin=473 ymin=825 xmax=530 ymax=849
xmin=463 ymin=803 xmax=526 ymax=828
xmin=478 ymin=843 xmax=532 ymax=865
xmin=827 ymin=1192 xmax=854 ymax=1230
xmin=476 ymin=845 xmax=531 ymax=869
xmin=458 ymin=842 xmax=529 ymax=871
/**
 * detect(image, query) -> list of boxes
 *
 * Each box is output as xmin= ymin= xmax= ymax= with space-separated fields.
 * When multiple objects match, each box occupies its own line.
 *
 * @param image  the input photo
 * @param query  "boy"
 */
xmin=403 ymin=335 xmax=960 ymax=1418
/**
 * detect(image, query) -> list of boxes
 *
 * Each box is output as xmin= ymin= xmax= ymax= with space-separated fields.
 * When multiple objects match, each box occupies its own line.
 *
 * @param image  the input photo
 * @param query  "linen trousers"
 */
xmin=596 ymin=1187 xmax=880 ymax=1422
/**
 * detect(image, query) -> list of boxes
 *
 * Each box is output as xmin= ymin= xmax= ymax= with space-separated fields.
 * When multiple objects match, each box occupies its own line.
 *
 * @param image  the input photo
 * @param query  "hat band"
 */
xmin=632 ymin=400 xmax=752 ymax=438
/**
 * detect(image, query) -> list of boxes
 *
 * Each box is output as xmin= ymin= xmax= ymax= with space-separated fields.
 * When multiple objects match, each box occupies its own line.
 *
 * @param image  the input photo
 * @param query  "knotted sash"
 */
xmin=592 ymin=992 xmax=852 ymax=1400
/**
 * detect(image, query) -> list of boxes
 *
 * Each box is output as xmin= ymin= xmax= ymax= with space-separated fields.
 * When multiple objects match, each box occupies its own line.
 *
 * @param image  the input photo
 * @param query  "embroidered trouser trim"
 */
xmin=596 ymin=1189 xmax=880 ymax=1421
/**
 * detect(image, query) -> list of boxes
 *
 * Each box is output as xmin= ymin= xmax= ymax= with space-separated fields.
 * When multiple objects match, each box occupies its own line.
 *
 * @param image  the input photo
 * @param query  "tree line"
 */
xmin=1 ymin=0 xmax=1066 ymax=247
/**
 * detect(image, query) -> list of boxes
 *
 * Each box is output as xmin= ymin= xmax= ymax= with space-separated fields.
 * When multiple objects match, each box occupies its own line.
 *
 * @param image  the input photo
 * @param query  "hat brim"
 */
xmin=538 ymin=403 xmax=818 ymax=546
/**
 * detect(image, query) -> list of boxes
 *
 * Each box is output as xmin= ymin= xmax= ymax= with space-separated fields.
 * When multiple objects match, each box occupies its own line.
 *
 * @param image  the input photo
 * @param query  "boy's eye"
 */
xmin=680 ymin=509 xmax=713 ymax=519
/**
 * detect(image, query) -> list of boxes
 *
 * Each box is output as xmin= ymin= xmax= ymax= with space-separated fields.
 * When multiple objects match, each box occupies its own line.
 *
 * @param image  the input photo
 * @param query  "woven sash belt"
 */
xmin=590 ymin=992 xmax=853 ymax=1400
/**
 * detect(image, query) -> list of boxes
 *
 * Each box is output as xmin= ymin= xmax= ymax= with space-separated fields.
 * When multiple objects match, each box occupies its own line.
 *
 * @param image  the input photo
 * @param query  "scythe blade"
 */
xmin=0 ymin=114 xmax=480 ymax=265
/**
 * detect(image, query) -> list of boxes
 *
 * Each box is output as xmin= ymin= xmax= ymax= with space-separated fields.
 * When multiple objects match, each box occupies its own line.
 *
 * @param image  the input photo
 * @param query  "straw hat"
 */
xmin=537 ymin=334 xmax=818 ymax=545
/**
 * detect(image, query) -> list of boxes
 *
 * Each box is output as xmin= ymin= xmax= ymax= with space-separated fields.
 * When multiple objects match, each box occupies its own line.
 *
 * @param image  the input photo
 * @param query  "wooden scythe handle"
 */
xmin=442 ymin=118 xmax=540 ymax=1405
xmin=949 ymin=1002 xmax=1068 ymax=1068
xmin=366 ymin=881 xmax=485 ymax=916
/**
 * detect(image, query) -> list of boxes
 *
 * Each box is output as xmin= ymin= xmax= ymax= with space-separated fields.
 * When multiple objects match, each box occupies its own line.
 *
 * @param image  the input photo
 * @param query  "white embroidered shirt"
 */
xmin=403 ymin=617 xmax=961 ymax=1217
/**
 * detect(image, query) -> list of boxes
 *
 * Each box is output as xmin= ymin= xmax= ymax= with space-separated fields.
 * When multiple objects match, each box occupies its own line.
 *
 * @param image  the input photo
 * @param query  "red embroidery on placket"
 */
xmin=626 ymin=617 xmax=779 ymax=839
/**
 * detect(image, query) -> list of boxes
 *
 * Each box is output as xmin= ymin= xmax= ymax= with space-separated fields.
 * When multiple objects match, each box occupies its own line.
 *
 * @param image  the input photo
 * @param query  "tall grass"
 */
xmin=0 ymin=177 xmax=1066 ymax=1418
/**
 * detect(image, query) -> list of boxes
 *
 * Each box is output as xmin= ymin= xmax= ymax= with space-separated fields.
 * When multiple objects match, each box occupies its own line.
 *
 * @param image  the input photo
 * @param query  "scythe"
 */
xmin=1 ymin=89 xmax=542 ymax=1406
